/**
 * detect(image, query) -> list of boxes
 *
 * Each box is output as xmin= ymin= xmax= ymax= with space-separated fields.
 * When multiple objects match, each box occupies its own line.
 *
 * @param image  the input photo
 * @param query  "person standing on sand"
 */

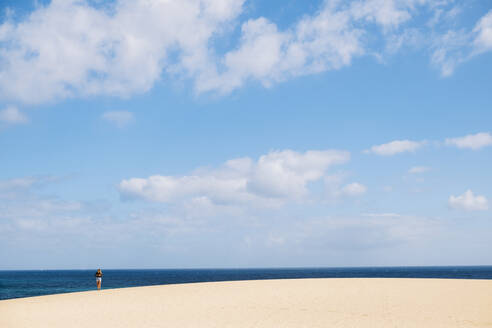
xmin=95 ymin=269 xmax=103 ymax=290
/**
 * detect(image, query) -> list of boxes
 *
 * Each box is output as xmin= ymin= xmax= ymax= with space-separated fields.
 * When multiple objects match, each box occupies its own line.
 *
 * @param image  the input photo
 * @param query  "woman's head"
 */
xmin=97 ymin=268 xmax=101 ymax=272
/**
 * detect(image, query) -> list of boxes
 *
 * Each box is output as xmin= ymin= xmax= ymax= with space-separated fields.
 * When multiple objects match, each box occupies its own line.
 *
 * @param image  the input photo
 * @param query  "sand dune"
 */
xmin=1 ymin=278 xmax=492 ymax=327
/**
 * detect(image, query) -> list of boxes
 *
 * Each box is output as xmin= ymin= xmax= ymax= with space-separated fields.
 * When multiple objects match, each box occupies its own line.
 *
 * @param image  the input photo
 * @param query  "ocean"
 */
xmin=1 ymin=266 xmax=491 ymax=301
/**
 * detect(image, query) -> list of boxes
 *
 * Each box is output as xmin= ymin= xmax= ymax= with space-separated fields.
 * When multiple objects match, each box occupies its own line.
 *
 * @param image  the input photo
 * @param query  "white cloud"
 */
xmin=324 ymin=174 xmax=368 ymax=199
xmin=473 ymin=10 xmax=492 ymax=53
xmin=248 ymin=150 xmax=350 ymax=198
xmin=365 ymin=139 xmax=424 ymax=156
xmin=340 ymin=182 xmax=367 ymax=196
xmin=0 ymin=0 xmax=367 ymax=102
xmin=102 ymin=110 xmax=134 ymax=128
xmin=119 ymin=149 xmax=350 ymax=206
xmin=445 ymin=132 xmax=492 ymax=150
xmin=196 ymin=2 xmax=367 ymax=93
xmin=408 ymin=166 xmax=430 ymax=174
xmin=431 ymin=29 xmax=470 ymax=77
xmin=349 ymin=0 xmax=414 ymax=28
xmin=0 ymin=0 xmax=245 ymax=104
xmin=448 ymin=190 xmax=488 ymax=211
xmin=0 ymin=0 xmax=479 ymax=104
xmin=427 ymin=5 xmax=462 ymax=28
xmin=0 ymin=183 xmax=448 ymax=269
xmin=431 ymin=9 xmax=492 ymax=76
xmin=197 ymin=0 xmax=445 ymax=93
xmin=0 ymin=106 xmax=28 ymax=124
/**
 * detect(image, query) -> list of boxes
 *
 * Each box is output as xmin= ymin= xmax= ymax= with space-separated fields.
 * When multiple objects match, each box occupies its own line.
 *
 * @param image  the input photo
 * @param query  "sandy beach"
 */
xmin=1 ymin=278 xmax=492 ymax=327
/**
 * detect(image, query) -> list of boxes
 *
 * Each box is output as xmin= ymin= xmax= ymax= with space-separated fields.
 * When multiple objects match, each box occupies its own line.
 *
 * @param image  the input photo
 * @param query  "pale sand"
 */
xmin=1 ymin=278 xmax=492 ymax=328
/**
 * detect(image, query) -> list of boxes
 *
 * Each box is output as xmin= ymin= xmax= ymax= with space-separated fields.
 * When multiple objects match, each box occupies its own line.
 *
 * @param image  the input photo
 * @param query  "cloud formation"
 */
xmin=445 ymin=132 xmax=492 ymax=150
xmin=119 ymin=149 xmax=350 ymax=206
xmin=365 ymin=139 xmax=424 ymax=156
xmin=340 ymin=182 xmax=367 ymax=196
xmin=0 ymin=175 xmax=449 ymax=269
xmin=0 ymin=0 xmax=490 ymax=104
xmin=473 ymin=10 xmax=492 ymax=53
xmin=0 ymin=106 xmax=27 ymax=124
xmin=197 ymin=1 xmax=367 ymax=93
xmin=0 ymin=0 xmax=245 ymax=104
xmin=448 ymin=190 xmax=488 ymax=211
xmin=431 ymin=9 xmax=492 ymax=76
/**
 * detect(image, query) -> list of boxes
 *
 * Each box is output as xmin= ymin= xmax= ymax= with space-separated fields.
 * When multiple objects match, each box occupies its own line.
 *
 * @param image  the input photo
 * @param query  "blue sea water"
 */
xmin=1 ymin=266 xmax=491 ymax=301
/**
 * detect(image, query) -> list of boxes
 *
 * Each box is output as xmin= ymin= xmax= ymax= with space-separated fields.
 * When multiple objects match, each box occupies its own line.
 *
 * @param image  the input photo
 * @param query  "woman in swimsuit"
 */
xmin=95 ymin=268 xmax=103 ymax=290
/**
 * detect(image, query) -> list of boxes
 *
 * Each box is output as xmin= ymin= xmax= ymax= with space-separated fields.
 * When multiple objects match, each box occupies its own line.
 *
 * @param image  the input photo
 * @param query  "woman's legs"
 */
xmin=97 ymin=279 xmax=101 ymax=290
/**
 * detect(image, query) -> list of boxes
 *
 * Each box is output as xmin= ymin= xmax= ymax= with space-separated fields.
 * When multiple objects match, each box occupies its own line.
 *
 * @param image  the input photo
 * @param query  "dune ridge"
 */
xmin=1 ymin=278 xmax=492 ymax=327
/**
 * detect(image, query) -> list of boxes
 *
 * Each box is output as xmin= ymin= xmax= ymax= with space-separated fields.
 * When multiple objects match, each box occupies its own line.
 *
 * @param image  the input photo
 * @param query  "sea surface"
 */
xmin=1 ymin=266 xmax=492 ymax=301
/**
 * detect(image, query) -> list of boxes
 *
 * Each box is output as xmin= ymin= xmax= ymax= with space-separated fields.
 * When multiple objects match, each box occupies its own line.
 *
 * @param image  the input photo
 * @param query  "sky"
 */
xmin=0 ymin=0 xmax=491 ymax=270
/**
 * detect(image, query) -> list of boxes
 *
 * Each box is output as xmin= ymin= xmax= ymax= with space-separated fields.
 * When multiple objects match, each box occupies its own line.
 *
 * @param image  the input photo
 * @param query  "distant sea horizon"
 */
xmin=1 ymin=266 xmax=492 ymax=301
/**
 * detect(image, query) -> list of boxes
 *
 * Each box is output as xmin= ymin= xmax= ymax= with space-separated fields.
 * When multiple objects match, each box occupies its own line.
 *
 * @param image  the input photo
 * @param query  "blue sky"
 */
xmin=0 ymin=0 xmax=491 ymax=269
